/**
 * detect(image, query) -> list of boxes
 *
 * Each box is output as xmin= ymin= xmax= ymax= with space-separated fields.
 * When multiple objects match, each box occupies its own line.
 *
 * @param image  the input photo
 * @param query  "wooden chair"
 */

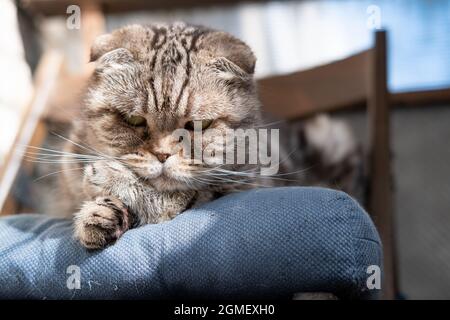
xmin=259 ymin=31 xmax=396 ymax=299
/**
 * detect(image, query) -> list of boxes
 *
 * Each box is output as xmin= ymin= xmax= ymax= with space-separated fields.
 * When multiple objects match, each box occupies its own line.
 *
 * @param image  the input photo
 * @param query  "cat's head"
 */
xmin=79 ymin=23 xmax=261 ymax=191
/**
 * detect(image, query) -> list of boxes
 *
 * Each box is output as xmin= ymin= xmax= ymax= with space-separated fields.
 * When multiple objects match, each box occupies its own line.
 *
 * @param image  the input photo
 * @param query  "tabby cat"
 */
xmin=59 ymin=23 xmax=362 ymax=249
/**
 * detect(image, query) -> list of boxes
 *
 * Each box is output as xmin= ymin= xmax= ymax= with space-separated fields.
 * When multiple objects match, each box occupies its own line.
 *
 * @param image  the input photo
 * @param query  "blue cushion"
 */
xmin=0 ymin=187 xmax=382 ymax=299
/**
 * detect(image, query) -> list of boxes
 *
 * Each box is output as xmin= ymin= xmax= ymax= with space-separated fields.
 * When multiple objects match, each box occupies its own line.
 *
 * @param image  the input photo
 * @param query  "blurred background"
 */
xmin=0 ymin=0 xmax=449 ymax=299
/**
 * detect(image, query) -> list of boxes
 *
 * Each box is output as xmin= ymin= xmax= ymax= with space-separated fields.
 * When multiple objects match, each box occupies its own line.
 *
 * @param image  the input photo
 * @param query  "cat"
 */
xmin=58 ymin=23 xmax=363 ymax=250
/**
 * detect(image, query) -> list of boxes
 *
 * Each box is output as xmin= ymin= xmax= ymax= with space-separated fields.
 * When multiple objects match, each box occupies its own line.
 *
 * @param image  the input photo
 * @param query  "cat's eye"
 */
xmin=184 ymin=119 xmax=213 ymax=131
xmin=126 ymin=115 xmax=147 ymax=127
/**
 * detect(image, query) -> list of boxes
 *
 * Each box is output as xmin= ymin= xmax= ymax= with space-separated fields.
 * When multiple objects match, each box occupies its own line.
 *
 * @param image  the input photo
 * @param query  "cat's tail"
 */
xmin=301 ymin=114 xmax=365 ymax=203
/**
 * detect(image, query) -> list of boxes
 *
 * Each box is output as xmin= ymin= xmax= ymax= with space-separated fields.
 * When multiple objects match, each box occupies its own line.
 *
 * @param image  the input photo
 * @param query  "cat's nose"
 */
xmin=155 ymin=153 xmax=171 ymax=163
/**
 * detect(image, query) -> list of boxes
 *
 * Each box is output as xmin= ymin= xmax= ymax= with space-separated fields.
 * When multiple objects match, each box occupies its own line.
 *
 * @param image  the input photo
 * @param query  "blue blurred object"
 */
xmin=0 ymin=187 xmax=382 ymax=299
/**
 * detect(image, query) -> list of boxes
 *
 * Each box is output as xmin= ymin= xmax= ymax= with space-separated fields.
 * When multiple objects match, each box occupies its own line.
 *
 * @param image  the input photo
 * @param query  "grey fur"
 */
xmin=62 ymin=23 xmax=261 ymax=249
xmin=59 ymin=23 xmax=362 ymax=249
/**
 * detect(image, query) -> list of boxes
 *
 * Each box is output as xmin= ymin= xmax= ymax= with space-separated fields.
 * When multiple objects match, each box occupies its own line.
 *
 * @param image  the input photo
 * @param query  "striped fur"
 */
xmin=60 ymin=23 xmax=363 ymax=249
xmin=62 ymin=23 xmax=261 ymax=248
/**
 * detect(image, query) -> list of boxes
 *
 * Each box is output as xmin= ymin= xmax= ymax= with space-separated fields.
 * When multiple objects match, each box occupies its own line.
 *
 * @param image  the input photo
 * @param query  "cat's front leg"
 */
xmin=82 ymin=160 xmax=196 ymax=224
xmin=74 ymin=196 xmax=131 ymax=249
xmin=74 ymin=160 xmax=196 ymax=248
xmin=74 ymin=160 xmax=139 ymax=249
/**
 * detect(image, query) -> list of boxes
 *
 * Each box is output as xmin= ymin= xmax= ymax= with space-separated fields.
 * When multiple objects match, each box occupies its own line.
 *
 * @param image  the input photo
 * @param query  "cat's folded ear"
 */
xmin=89 ymin=33 xmax=134 ymax=65
xmin=209 ymin=57 xmax=252 ymax=81
xmin=90 ymin=34 xmax=115 ymax=62
xmin=200 ymin=31 xmax=256 ymax=80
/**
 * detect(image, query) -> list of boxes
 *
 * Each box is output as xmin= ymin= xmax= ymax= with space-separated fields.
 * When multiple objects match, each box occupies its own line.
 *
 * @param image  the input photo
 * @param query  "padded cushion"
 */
xmin=0 ymin=187 xmax=382 ymax=299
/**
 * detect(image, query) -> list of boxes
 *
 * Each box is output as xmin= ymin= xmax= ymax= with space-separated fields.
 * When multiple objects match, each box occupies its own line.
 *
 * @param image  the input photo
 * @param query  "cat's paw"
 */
xmin=74 ymin=197 xmax=130 ymax=249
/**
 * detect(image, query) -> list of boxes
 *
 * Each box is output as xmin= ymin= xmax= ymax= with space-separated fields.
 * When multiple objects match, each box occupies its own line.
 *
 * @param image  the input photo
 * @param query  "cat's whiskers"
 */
xmin=49 ymin=133 xmax=136 ymax=170
xmin=19 ymin=146 xmax=103 ymax=159
xmin=196 ymin=143 xmax=312 ymax=185
xmin=19 ymin=145 xmax=108 ymax=166
xmin=24 ymin=153 xmax=100 ymax=160
xmin=252 ymin=119 xmax=286 ymax=128
xmin=23 ymin=158 xmax=99 ymax=165
xmin=51 ymin=132 xmax=109 ymax=158
xmin=186 ymin=176 xmax=222 ymax=189
xmin=200 ymin=173 xmax=270 ymax=188
xmin=50 ymin=132 xmax=130 ymax=167
xmin=204 ymin=167 xmax=313 ymax=183
xmin=32 ymin=165 xmax=110 ymax=182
